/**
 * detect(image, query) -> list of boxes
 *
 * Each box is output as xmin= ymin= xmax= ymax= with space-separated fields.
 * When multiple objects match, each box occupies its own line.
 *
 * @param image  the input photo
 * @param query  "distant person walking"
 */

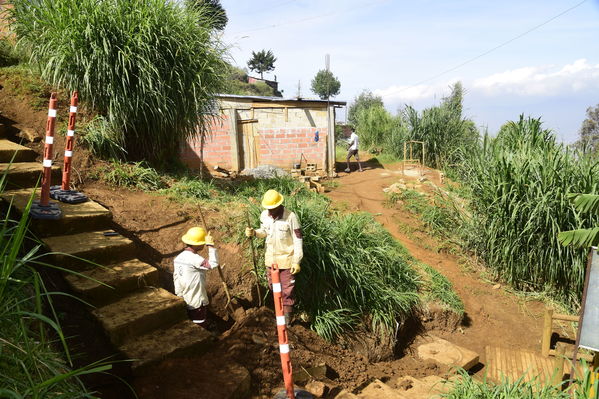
xmin=173 ymin=227 xmax=218 ymax=329
xmin=344 ymin=125 xmax=363 ymax=173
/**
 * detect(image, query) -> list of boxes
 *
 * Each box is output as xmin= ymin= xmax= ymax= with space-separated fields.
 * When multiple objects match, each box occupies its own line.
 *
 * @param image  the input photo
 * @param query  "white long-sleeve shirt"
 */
xmin=255 ymin=208 xmax=303 ymax=269
xmin=173 ymin=247 xmax=219 ymax=309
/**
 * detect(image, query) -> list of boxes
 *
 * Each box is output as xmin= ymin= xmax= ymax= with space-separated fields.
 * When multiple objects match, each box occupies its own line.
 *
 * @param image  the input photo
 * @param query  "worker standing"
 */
xmin=173 ymin=227 xmax=219 ymax=328
xmin=246 ymin=189 xmax=303 ymax=326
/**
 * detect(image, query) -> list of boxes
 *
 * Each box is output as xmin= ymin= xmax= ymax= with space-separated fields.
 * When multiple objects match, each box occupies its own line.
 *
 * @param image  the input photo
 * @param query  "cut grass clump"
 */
xmin=96 ymin=161 xmax=167 ymax=191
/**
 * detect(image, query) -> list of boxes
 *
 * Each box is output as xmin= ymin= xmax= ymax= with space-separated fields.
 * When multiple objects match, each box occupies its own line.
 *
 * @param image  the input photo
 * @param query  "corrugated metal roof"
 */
xmin=216 ymin=93 xmax=346 ymax=106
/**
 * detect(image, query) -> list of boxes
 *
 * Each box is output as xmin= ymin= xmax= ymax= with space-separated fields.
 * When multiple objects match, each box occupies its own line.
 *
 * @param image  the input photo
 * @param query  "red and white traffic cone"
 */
xmin=271 ymin=264 xmax=313 ymax=399
xmin=50 ymin=91 xmax=88 ymax=204
xmin=31 ymin=93 xmax=61 ymax=220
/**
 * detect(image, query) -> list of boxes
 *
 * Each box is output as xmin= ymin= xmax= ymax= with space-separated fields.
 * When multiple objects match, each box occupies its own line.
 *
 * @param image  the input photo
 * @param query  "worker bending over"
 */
xmin=246 ymin=189 xmax=303 ymax=325
xmin=174 ymin=227 xmax=218 ymax=328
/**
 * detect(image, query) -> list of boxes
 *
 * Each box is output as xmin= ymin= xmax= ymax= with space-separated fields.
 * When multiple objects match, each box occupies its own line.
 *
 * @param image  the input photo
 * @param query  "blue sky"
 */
xmin=220 ymin=0 xmax=599 ymax=142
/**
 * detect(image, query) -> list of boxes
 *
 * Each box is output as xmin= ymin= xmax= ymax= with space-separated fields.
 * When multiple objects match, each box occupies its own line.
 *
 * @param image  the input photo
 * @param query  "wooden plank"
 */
xmin=553 ymin=313 xmax=579 ymax=322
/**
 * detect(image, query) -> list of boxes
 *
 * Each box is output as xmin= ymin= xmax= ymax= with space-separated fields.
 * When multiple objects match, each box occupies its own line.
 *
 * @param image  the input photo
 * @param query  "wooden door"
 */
xmin=238 ymin=120 xmax=259 ymax=170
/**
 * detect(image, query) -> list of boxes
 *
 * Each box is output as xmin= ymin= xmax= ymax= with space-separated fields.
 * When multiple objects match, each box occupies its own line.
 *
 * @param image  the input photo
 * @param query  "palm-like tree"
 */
xmin=558 ymin=194 xmax=599 ymax=247
xmin=247 ymin=49 xmax=276 ymax=80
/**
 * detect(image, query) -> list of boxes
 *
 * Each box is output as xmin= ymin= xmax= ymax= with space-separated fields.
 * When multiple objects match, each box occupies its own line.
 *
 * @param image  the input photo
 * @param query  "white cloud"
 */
xmin=473 ymin=59 xmax=599 ymax=96
xmin=374 ymin=59 xmax=599 ymax=102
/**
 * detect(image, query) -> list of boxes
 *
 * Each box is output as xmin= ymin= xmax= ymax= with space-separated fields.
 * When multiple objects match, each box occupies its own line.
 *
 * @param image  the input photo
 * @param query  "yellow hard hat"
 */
xmin=261 ymin=189 xmax=284 ymax=209
xmin=182 ymin=227 xmax=207 ymax=246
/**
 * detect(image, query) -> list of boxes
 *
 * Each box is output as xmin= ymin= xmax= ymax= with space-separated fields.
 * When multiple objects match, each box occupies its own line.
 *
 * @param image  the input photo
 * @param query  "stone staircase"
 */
xmin=335 ymin=374 xmax=457 ymax=399
xmin=0 ymin=137 xmax=214 ymax=376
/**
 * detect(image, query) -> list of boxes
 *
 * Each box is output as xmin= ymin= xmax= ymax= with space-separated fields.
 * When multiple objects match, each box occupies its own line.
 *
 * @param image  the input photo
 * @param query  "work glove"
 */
xmin=290 ymin=263 xmax=301 ymax=274
xmin=245 ymin=227 xmax=255 ymax=237
xmin=204 ymin=233 xmax=214 ymax=246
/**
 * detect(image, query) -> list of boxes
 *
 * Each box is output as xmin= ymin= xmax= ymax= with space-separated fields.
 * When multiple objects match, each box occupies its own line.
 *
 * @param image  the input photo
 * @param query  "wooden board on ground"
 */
xmin=485 ymin=346 xmax=561 ymax=385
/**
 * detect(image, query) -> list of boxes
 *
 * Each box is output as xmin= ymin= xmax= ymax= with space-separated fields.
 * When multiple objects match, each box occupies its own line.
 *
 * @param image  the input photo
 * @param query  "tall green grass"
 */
xmin=354 ymin=82 xmax=479 ymax=168
xmin=460 ymin=116 xmax=599 ymax=305
xmin=443 ymin=366 xmax=598 ymax=399
xmin=9 ymin=0 xmax=228 ymax=164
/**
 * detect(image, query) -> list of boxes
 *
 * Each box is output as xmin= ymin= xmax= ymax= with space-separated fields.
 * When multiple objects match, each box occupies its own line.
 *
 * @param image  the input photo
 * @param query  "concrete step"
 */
xmin=1 ymin=188 xmax=112 ymax=237
xmin=92 ymin=287 xmax=187 ymax=347
xmin=358 ymin=380 xmax=408 ymax=399
xmin=0 ymin=139 xmax=38 ymax=162
xmin=417 ymin=336 xmax=479 ymax=371
xmin=43 ymin=230 xmax=136 ymax=270
xmin=64 ymin=259 xmax=159 ymax=307
xmin=119 ymin=320 xmax=213 ymax=376
xmin=0 ymin=162 xmax=61 ymax=188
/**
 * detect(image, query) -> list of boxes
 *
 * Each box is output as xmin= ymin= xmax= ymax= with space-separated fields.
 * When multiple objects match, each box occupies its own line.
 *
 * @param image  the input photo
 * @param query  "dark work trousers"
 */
xmin=266 ymin=267 xmax=295 ymax=312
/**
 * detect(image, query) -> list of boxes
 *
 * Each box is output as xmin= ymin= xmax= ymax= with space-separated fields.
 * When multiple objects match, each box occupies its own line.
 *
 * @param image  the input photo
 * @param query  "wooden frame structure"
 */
xmin=402 ymin=140 xmax=425 ymax=176
xmin=541 ymin=308 xmax=596 ymax=363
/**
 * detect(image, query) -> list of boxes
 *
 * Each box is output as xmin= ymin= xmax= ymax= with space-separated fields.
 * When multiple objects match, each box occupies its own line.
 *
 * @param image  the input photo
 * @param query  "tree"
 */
xmin=247 ymin=49 xmax=276 ymax=79
xmin=348 ymin=90 xmax=384 ymax=126
xmin=186 ymin=0 xmax=228 ymax=31
xmin=310 ymin=69 xmax=340 ymax=100
xmin=576 ymin=104 xmax=599 ymax=153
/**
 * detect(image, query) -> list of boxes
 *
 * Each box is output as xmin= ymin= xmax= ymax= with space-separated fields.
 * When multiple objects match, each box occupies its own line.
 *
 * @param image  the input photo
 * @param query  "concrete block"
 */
xmin=120 ymin=320 xmax=213 ymax=376
xmin=335 ymin=390 xmax=359 ymax=399
xmin=0 ymin=162 xmax=61 ymax=188
xmin=92 ymin=287 xmax=186 ymax=346
xmin=358 ymin=380 xmax=408 ymax=399
xmin=0 ymin=139 xmax=37 ymax=162
xmin=417 ymin=336 xmax=479 ymax=371
xmin=393 ymin=375 xmax=451 ymax=399
xmin=43 ymin=230 xmax=136 ymax=270
xmin=1 ymin=188 xmax=112 ymax=237
xmin=64 ymin=259 xmax=159 ymax=306
xmin=306 ymin=381 xmax=327 ymax=397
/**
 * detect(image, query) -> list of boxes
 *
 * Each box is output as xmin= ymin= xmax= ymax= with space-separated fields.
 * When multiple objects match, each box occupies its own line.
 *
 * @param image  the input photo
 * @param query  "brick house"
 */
xmin=180 ymin=94 xmax=346 ymax=176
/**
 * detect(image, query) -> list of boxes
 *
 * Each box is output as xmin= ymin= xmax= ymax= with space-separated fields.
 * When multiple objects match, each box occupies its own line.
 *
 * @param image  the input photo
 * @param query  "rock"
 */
xmin=241 ymin=165 xmax=288 ymax=179
xmin=305 ymin=381 xmax=327 ymax=397
xmin=383 ymin=187 xmax=391 ymax=193
xmin=399 ymin=178 xmax=406 ymax=184
xmin=233 ymin=306 xmax=246 ymax=321
xmin=492 ymin=284 xmax=501 ymax=290
xmin=398 ymin=183 xmax=407 ymax=190
xmin=418 ymin=177 xmax=428 ymax=182
xmin=16 ymin=126 xmax=42 ymax=143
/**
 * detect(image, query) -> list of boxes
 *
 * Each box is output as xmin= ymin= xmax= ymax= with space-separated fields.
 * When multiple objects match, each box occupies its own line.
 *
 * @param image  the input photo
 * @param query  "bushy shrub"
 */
xmin=9 ymin=0 xmax=228 ymax=164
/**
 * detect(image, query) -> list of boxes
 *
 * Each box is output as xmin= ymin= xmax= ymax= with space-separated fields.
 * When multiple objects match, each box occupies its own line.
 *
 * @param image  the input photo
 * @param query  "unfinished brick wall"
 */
xmin=180 ymin=100 xmax=332 ymax=172
xmin=180 ymin=115 xmax=232 ymax=170
xmin=258 ymin=127 xmax=326 ymax=169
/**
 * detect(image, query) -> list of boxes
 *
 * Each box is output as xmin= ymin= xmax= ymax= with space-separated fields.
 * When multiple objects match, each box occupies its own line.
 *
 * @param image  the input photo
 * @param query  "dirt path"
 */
xmin=327 ymin=160 xmax=546 ymax=363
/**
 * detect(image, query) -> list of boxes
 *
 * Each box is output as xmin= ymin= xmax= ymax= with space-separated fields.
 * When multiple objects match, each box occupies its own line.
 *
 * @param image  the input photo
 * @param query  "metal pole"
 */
xmin=270 ymin=263 xmax=313 ymax=399
xmin=40 ymin=93 xmax=58 ymax=206
xmin=61 ymin=91 xmax=78 ymax=190
xmin=246 ymin=210 xmax=263 ymax=307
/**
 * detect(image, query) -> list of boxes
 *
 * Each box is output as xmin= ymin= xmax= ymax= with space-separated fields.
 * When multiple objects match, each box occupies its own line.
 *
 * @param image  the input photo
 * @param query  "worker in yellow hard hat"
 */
xmin=173 ymin=226 xmax=219 ymax=329
xmin=246 ymin=189 xmax=303 ymax=326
